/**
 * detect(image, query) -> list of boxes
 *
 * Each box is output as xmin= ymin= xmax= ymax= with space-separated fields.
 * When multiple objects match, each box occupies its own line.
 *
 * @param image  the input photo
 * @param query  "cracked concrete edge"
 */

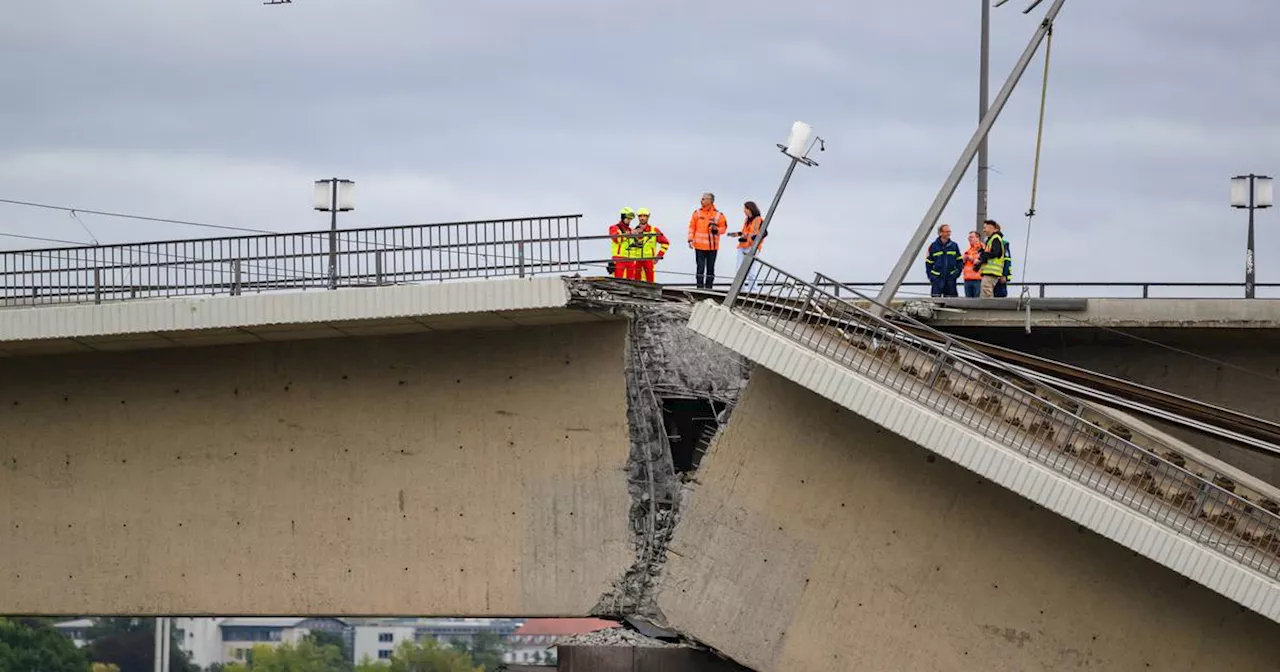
xmin=580 ymin=297 xmax=752 ymax=623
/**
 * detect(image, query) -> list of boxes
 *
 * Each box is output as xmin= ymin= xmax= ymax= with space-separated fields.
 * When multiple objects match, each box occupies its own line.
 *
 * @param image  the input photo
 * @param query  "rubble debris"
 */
xmin=555 ymin=627 xmax=679 ymax=649
xmin=585 ymin=295 xmax=752 ymax=620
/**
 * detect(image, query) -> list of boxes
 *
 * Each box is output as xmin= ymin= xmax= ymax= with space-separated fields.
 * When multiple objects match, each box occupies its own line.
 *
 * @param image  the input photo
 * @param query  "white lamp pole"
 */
xmin=314 ymin=178 xmax=355 ymax=289
xmin=724 ymin=121 xmax=823 ymax=305
xmin=1231 ymin=174 xmax=1273 ymax=299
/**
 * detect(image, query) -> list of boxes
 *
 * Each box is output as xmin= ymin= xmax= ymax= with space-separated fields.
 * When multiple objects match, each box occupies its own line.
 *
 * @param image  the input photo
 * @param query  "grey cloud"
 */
xmin=1 ymin=0 xmax=1278 ymax=293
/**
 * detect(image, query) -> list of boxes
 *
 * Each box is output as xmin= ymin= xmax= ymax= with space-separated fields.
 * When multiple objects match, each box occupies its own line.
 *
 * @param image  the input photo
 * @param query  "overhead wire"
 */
xmin=1041 ymin=310 xmax=1280 ymax=387
xmin=0 ymin=197 xmax=277 ymax=236
xmin=1018 ymin=22 xmax=1054 ymax=332
xmin=0 ymin=231 xmax=92 ymax=246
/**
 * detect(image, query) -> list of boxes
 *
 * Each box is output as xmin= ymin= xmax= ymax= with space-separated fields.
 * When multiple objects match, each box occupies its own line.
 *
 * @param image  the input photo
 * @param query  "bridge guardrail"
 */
xmin=669 ymin=280 xmax=1280 ymax=299
xmin=726 ymin=256 xmax=1280 ymax=581
xmin=0 ymin=215 xmax=597 ymax=306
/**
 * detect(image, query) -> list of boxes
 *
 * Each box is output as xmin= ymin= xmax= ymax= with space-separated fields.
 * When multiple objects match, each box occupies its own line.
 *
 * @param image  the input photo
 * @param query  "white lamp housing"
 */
xmin=1257 ymin=176 xmax=1274 ymax=209
xmin=1231 ymin=176 xmax=1250 ymax=208
xmin=314 ymin=178 xmax=356 ymax=212
xmin=314 ymin=180 xmax=333 ymax=211
xmin=784 ymin=121 xmax=813 ymax=159
xmin=1232 ymin=175 xmax=1274 ymax=209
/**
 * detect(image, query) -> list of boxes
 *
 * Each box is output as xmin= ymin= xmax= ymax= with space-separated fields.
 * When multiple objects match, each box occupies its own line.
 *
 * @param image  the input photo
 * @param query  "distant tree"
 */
xmin=452 ymin=633 xmax=503 ymax=672
xmin=352 ymin=655 xmax=381 ymax=672
xmin=383 ymin=639 xmax=480 ymax=672
xmin=303 ymin=632 xmax=348 ymax=664
xmin=92 ymin=663 xmax=122 ymax=672
xmin=222 ymin=663 xmax=250 ymax=672
xmin=0 ymin=617 xmax=90 ymax=672
xmin=86 ymin=619 xmax=196 ymax=672
xmin=243 ymin=641 xmax=346 ymax=672
xmin=530 ymin=651 xmax=542 ymax=665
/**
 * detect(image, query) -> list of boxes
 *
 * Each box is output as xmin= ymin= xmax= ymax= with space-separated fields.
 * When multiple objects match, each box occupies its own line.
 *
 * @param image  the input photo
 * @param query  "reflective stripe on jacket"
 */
xmin=737 ymin=216 xmax=764 ymax=252
xmin=980 ymin=233 xmax=1006 ymax=276
xmin=609 ymin=223 xmax=633 ymax=259
xmin=627 ymin=225 xmax=670 ymax=260
xmin=925 ymin=237 xmax=961 ymax=279
xmin=962 ymin=243 xmax=983 ymax=281
xmin=688 ymin=207 xmax=727 ymax=251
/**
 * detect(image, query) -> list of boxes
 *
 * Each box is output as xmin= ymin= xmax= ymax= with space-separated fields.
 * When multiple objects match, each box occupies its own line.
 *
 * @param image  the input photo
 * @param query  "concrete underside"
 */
xmin=943 ymin=327 xmax=1280 ymax=487
xmin=0 ymin=320 xmax=633 ymax=615
xmin=656 ymin=369 xmax=1280 ymax=672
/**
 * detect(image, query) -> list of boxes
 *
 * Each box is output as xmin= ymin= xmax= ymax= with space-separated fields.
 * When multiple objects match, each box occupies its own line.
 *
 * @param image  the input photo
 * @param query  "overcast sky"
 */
xmin=1 ymin=0 xmax=1278 ymax=294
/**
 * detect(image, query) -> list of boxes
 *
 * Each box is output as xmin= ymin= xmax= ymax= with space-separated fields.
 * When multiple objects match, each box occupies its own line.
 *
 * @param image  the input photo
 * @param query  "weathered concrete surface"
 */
xmin=942 ymin=326 xmax=1280 ymax=486
xmin=590 ymin=300 xmax=751 ymax=618
xmin=657 ymin=369 xmax=1280 ymax=672
xmin=0 ymin=321 xmax=633 ymax=615
xmin=922 ymin=298 xmax=1280 ymax=329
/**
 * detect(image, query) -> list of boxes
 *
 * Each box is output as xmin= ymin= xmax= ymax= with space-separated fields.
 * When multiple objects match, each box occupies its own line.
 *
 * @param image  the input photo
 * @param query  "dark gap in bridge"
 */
xmin=661 ymin=398 xmax=725 ymax=474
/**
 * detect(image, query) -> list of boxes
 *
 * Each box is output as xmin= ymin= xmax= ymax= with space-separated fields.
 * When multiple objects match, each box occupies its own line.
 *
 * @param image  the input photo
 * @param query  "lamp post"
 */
xmin=978 ymin=0 xmax=992 ymax=234
xmin=979 ymin=0 xmax=1044 ymax=235
xmin=1231 ymin=174 xmax=1273 ymax=299
xmin=723 ymin=121 xmax=823 ymax=305
xmin=314 ymin=178 xmax=355 ymax=289
xmin=873 ymin=0 xmax=1066 ymax=316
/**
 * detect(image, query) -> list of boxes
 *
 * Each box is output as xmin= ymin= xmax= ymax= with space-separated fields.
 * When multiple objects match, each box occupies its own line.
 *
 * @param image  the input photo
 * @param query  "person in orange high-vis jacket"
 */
xmin=609 ymin=207 xmax=638 ymax=280
xmin=687 ymin=192 xmax=728 ymax=289
xmin=730 ymin=200 xmax=765 ymax=285
xmin=961 ymin=230 xmax=984 ymax=297
xmin=630 ymin=208 xmax=670 ymax=283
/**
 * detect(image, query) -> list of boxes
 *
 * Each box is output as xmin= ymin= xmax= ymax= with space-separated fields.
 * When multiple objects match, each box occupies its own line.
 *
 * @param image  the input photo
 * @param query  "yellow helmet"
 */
xmin=636 ymin=208 xmax=650 ymax=217
xmin=620 ymin=207 xmax=635 ymax=218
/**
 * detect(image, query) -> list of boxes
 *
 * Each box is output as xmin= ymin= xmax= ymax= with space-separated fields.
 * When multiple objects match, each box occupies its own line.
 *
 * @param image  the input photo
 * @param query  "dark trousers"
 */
xmin=963 ymin=279 xmax=982 ymax=298
xmin=695 ymin=249 xmax=718 ymax=289
xmin=930 ymin=276 xmax=958 ymax=297
xmin=993 ymin=281 xmax=1009 ymax=298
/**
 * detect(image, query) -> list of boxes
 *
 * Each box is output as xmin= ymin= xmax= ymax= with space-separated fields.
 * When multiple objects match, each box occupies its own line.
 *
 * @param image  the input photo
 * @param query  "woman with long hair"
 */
xmin=733 ymin=201 xmax=764 ymax=284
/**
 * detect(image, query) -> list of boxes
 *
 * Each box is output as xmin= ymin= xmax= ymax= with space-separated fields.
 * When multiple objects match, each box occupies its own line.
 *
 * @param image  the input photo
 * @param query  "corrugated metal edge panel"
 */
xmin=687 ymin=300 xmax=1280 ymax=624
xmin=0 ymin=278 xmax=572 ymax=342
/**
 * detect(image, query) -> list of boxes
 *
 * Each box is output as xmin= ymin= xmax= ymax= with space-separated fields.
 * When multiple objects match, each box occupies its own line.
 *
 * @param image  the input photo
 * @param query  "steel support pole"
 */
xmin=1247 ymin=175 xmax=1256 ymax=299
xmin=327 ymin=179 xmax=339 ymax=290
xmin=162 ymin=618 xmax=171 ymax=672
xmin=872 ymin=0 xmax=1067 ymax=315
xmin=724 ymin=154 xmax=801 ymax=305
xmin=153 ymin=619 xmax=164 ymax=672
xmin=978 ymin=0 xmax=991 ymax=235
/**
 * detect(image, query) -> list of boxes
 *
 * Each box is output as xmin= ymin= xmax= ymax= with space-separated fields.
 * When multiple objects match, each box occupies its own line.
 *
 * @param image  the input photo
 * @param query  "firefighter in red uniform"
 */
xmin=630 ymin=208 xmax=670 ymax=283
xmin=608 ymin=207 xmax=637 ymax=279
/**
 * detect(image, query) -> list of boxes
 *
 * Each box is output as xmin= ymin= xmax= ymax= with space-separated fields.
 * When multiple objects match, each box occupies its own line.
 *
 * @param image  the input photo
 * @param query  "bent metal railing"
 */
xmin=0 ymin=215 xmax=597 ymax=307
xmin=727 ymin=257 xmax=1280 ymax=581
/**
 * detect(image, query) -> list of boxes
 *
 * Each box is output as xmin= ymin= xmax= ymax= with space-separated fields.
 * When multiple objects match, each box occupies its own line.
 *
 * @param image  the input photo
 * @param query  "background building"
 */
xmin=503 ymin=619 xmax=618 ymax=667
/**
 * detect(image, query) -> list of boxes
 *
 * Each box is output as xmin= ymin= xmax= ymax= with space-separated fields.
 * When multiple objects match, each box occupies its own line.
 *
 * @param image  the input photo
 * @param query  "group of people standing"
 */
xmin=609 ymin=192 xmax=765 ymax=289
xmin=924 ymin=219 xmax=1013 ymax=298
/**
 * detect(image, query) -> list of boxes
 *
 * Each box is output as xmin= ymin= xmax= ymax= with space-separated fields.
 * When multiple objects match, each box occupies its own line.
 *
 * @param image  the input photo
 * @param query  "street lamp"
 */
xmin=979 ymin=0 xmax=1046 ymax=234
xmin=873 ymin=0 xmax=1067 ymax=315
xmin=1231 ymin=173 xmax=1273 ymax=299
xmin=723 ymin=121 xmax=823 ymax=304
xmin=314 ymin=178 xmax=355 ymax=289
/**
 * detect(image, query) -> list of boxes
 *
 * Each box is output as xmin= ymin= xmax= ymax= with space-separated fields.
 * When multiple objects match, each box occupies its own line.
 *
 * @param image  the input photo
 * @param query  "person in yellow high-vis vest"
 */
xmin=976 ymin=219 xmax=1007 ymax=298
xmin=608 ymin=207 xmax=637 ymax=279
xmin=629 ymin=208 xmax=670 ymax=283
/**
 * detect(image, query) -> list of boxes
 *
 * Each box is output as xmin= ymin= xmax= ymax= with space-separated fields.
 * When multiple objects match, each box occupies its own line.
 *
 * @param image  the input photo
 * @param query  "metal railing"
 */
xmin=672 ymin=280 xmax=1280 ymax=299
xmin=0 ymin=216 xmax=594 ymax=306
xmin=726 ymin=258 xmax=1280 ymax=579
